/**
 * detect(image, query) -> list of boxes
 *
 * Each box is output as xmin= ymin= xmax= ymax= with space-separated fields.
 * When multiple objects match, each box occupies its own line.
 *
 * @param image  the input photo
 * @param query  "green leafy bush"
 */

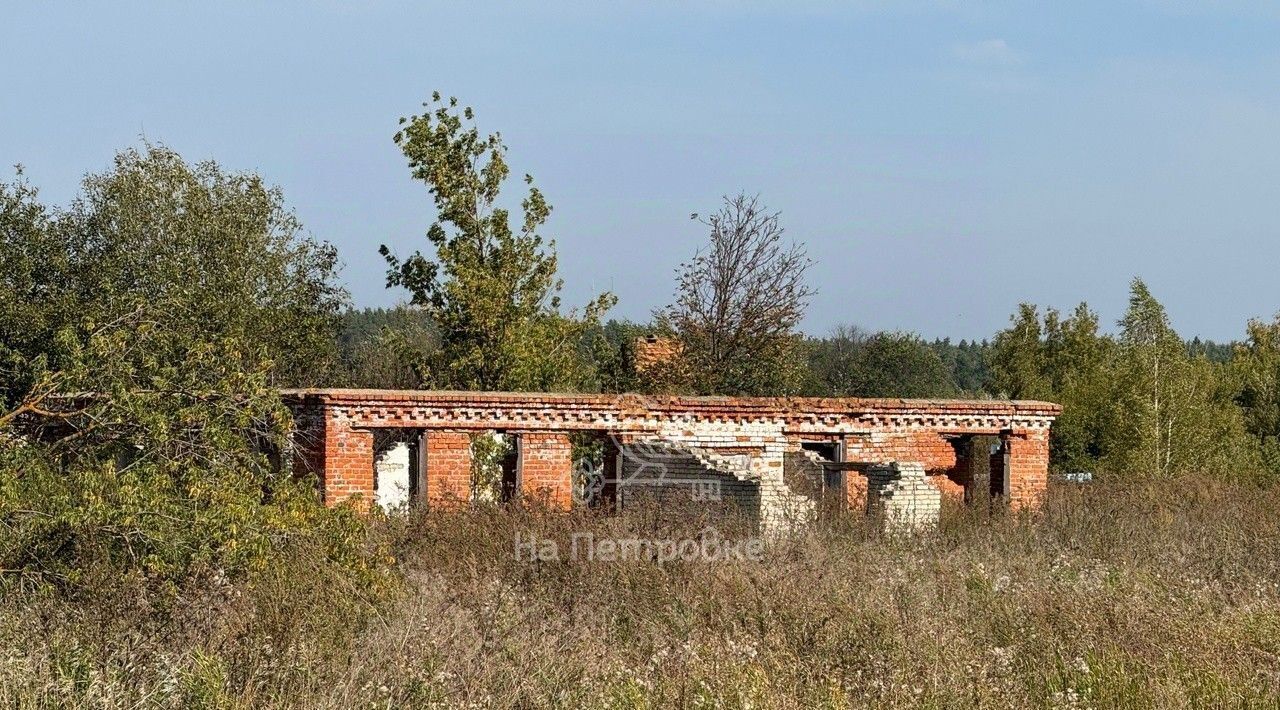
xmin=0 ymin=146 xmax=386 ymax=595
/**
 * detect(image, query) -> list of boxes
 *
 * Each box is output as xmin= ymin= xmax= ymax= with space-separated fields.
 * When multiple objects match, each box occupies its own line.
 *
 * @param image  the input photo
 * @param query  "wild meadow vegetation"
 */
xmin=3 ymin=481 xmax=1280 ymax=708
xmin=3 ymin=95 xmax=1280 ymax=707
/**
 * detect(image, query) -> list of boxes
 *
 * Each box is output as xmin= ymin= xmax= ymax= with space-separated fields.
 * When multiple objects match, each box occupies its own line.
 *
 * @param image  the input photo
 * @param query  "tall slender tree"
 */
xmin=1118 ymin=279 xmax=1187 ymax=476
xmin=381 ymin=93 xmax=614 ymax=392
xmin=990 ymin=303 xmax=1052 ymax=400
xmin=1112 ymin=278 xmax=1254 ymax=477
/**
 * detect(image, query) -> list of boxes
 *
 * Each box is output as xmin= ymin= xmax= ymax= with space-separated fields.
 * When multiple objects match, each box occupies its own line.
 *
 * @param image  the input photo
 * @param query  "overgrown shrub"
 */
xmin=0 ymin=147 xmax=383 ymax=596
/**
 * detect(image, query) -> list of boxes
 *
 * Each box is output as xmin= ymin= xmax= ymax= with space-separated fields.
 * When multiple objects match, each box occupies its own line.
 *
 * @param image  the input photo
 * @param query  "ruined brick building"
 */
xmin=285 ymin=389 xmax=1060 ymax=528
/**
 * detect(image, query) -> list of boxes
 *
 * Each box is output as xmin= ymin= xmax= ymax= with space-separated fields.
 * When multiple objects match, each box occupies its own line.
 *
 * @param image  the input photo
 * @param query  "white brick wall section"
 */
xmin=632 ymin=421 xmax=823 ymax=533
xmin=865 ymin=461 xmax=940 ymax=532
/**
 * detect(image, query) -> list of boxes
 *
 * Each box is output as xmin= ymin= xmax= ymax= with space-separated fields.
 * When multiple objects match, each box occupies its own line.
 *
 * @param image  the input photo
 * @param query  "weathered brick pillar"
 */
xmin=1003 ymin=429 xmax=1049 ymax=510
xmin=865 ymin=462 xmax=941 ymax=531
xmin=839 ymin=435 xmax=869 ymax=511
xmin=323 ymin=421 xmax=375 ymax=508
xmin=425 ymin=430 xmax=473 ymax=509
xmin=518 ymin=432 xmax=574 ymax=510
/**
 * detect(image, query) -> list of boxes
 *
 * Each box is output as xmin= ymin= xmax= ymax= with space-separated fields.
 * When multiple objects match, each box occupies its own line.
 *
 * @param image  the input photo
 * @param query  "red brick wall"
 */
xmin=284 ymin=390 xmax=1059 ymax=515
xmin=846 ymin=473 xmax=868 ymax=511
xmin=845 ymin=432 xmax=958 ymax=473
xmin=425 ymin=430 xmax=472 ymax=509
xmin=323 ymin=422 xmax=374 ymax=508
xmin=1006 ymin=429 xmax=1049 ymax=510
xmin=518 ymin=432 xmax=573 ymax=510
xmin=930 ymin=473 xmax=966 ymax=498
xmin=845 ymin=431 xmax=966 ymax=500
xmin=633 ymin=336 xmax=683 ymax=372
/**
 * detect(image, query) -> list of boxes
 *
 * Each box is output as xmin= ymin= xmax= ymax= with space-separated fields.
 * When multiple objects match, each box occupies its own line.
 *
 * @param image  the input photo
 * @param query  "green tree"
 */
xmin=587 ymin=319 xmax=657 ymax=394
xmin=1109 ymin=278 xmax=1253 ymax=477
xmin=1233 ymin=315 xmax=1280 ymax=475
xmin=990 ymin=302 xmax=1119 ymax=473
xmin=990 ymin=303 xmax=1052 ymax=400
xmin=929 ymin=338 xmax=993 ymax=395
xmin=0 ymin=147 xmax=368 ymax=589
xmin=380 ymin=93 xmax=614 ymax=392
xmin=1115 ymin=279 xmax=1186 ymax=476
xmin=1042 ymin=304 xmax=1118 ymax=473
xmin=806 ymin=326 xmax=956 ymax=398
xmin=990 ymin=286 xmax=1257 ymax=478
xmin=334 ymin=306 xmax=439 ymax=389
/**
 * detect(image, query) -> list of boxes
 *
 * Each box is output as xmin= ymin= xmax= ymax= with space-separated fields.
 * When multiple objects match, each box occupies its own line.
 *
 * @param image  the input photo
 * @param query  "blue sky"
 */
xmin=4 ymin=1 xmax=1279 ymax=341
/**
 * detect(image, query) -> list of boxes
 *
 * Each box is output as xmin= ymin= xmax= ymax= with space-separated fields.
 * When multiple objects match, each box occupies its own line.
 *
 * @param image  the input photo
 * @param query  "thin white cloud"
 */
xmin=952 ymin=39 xmax=1020 ymax=66
xmin=1140 ymin=0 xmax=1280 ymax=19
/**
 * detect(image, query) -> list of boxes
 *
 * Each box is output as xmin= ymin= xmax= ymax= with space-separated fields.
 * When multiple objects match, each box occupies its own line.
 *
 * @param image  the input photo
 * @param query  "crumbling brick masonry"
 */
xmin=284 ymin=389 xmax=1059 ymax=525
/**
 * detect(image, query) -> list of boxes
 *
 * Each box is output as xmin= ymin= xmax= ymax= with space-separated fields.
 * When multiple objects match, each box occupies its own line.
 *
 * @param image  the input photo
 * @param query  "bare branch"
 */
xmin=661 ymin=193 xmax=814 ymax=395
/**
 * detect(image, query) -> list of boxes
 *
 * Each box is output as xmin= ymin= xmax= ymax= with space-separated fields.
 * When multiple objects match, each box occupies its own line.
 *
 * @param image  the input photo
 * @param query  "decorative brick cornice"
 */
xmin=281 ymin=388 xmax=1059 ymax=434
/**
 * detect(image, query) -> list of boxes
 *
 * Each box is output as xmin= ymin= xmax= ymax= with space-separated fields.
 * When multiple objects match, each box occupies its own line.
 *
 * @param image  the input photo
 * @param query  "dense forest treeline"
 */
xmin=335 ymin=306 xmax=1235 ymax=400
xmin=332 ymin=304 xmax=1271 ymax=480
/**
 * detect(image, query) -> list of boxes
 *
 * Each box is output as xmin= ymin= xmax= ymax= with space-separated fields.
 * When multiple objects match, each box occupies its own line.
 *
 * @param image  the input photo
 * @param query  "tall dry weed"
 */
xmin=3 ymin=479 xmax=1279 ymax=708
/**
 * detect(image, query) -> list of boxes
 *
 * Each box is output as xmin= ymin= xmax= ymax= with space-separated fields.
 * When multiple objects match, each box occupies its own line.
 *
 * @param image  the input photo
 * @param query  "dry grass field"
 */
xmin=3 ymin=478 xmax=1280 ymax=708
